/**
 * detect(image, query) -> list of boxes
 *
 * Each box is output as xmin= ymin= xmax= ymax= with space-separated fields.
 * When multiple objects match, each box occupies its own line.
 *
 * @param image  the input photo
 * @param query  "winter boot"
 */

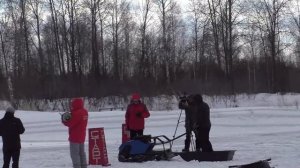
xmin=182 ymin=148 xmax=189 ymax=152
xmin=182 ymin=139 xmax=190 ymax=152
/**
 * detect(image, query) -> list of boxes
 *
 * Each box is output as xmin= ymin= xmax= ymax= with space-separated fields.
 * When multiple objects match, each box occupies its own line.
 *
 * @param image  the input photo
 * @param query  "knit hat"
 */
xmin=131 ymin=93 xmax=141 ymax=101
xmin=6 ymin=107 xmax=15 ymax=113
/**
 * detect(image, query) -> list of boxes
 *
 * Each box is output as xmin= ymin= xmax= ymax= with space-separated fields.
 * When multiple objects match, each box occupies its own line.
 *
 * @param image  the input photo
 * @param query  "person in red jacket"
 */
xmin=125 ymin=93 xmax=150 ymax=139
xmin=62 ymin=98 xmax=88 ymax=168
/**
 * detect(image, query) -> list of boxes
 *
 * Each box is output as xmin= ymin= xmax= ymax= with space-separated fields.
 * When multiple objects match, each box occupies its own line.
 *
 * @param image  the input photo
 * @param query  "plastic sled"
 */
xmin=175 ymin=150 xmax=235 ymax=162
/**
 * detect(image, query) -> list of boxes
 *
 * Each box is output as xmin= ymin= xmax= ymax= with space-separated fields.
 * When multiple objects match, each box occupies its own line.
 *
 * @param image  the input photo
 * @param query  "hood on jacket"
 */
xmin=6 ymin=107 xmax=15 ymax=113
xmin=71 ymin=98 xmax=84 ymax=111
xmin=131 ymin=93 xmax=141 ymax=101
xmin=4 ymin=112 xmax=14 ymax=119
xmin=193 ymin=94 xmax=203 ymax=103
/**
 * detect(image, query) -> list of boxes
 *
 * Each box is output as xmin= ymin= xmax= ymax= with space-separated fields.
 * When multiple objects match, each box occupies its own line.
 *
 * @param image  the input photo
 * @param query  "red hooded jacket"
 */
xmin=63 ymin=98 xmax=88 ymax=143
xmin=125 ymin=101 xmax=150 ymax=131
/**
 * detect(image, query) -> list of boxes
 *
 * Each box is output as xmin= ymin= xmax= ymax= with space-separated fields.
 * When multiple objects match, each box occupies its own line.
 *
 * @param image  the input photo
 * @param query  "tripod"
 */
xmin=170 ymin=109 xmax=183 ymax=148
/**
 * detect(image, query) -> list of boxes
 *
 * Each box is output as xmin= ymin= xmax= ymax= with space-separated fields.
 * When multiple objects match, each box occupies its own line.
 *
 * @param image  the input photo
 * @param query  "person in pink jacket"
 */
xmin=62 ymin=98 xmax=88 ymax=168
xmin=125 ymin=93 xmax=150 ymax=139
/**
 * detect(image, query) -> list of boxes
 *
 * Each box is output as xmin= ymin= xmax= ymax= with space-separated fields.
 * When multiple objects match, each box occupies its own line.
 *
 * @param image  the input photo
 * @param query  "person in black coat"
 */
xmin=178 ymin=95 xmax=194 ymax=152
xmin=190 ymin=94 xmax=213 ymax=152
xmin=179 ymin=94 xmax=213 ymax=152
xmin=0 ymin=107 xmax=25 ymax=168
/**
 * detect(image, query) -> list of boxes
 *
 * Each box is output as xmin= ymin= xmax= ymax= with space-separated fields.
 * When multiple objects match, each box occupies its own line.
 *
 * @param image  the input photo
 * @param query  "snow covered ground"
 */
xmin=0 ymin=105 xmax=300 ymax=167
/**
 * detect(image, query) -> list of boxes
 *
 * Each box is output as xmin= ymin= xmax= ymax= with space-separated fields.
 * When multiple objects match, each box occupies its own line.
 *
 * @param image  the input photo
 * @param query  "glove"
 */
xmin=136 ymin=112 xmax=142 ymax=118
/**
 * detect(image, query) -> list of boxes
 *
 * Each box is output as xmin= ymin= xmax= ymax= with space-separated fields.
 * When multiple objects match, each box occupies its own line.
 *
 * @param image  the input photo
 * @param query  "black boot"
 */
xmin=182 ymin=148 xmax=189 ymax=152
xmin=182 ymin=139 xmax=190 ymax=152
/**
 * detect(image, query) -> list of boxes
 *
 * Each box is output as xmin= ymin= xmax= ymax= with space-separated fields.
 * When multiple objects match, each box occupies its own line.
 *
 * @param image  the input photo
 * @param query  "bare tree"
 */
xmin=20 ymin=0 xmax=32 ymax=74
xmin=120 ymin=3 xmax=134 ymax=81
xmin=168 ymin=2 xmax=185 ymax=82
xmin=48 ymin=0 xmax=64 ymax=74
xmin=207 ymin=0 xmax=243 ymax=94
xmin=83 ymin=0 xmax=106 ymax=76
xmin=136 ymin=0 xmax=152 ymax=79
xmin=69 ymin=0 xmax=79 ymax=75
xmin=244 ymin=22 xmax=260 ymax=93
xmin=154 ymin=0 xmax=174 ymax=83
xmin=109 ymin=0 xmax=130 ymax=80
xmin=0 ymin=2 xmax=16 ymax=102
xmin=28 ymin=0 xmax=45 ymax=74
xmin=0 ymin=0 xmax=299 ymax=100
xmin=219 ymin=0 xmax=236 ymax=94
xmin=154 ymin=0 xmax=169 ymax=83
xmin=111 ymin=0 xmax=120 ymax=79
xmin=208 ymin=0 xmax=222 ymax=68
xmin=0 ymin=21 xmax=9 ymax=76
xmin=252 ymin=0 xmax=291 ymax=92
xmin=187 ymin=0 xmax=210 ymax=80
xmin=289 ymin=0 xmax=300 ymax=67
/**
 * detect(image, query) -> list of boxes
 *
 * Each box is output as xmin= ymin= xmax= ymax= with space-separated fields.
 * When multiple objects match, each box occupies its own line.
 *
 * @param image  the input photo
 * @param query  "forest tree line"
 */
xmin=0 ymin=0 xmax=300 ymax=101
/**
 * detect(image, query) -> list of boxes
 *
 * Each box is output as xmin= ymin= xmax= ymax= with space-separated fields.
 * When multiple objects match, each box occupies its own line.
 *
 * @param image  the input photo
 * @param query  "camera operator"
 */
xmin=178 ymin=95 xmax=193 ymax=152
xmin=179 ymin=94 xmax=213 ymax=152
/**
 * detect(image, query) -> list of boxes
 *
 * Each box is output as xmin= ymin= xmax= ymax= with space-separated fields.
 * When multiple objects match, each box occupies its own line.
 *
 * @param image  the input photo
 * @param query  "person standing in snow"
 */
xmin=189 ymin=94 xmax=213 ymax=152
xmin=178 ymin=95 xmax=194 ymax=152
xmin=62 ymin=98 xmax=88 ymax=168
xmin=179 ymin=94 xmax=213 ymax=152
xmin=125 ymin=93 xmax=150 ymax=139
xmin=0 ymin=107 xmax=25 ymax=168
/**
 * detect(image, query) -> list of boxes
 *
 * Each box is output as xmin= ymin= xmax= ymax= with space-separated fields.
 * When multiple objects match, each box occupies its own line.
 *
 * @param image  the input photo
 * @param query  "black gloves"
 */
xmin=136 ymin=112 xmax=142 ymax=118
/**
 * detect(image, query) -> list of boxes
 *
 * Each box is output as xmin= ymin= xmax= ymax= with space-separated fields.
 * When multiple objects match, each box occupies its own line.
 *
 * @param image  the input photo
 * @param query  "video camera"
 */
xmin=60 ymin=112 xmax=71 ymax=122
xmin=178 ymin=95 xmax=189 ymax=109
xmin=179 ymin=95 xmax=188 ymax=102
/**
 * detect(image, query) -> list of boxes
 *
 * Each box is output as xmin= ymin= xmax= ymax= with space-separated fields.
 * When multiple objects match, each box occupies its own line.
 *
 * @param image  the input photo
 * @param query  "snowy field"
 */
xmin=0 ymin=106 xmax=300 ymax=167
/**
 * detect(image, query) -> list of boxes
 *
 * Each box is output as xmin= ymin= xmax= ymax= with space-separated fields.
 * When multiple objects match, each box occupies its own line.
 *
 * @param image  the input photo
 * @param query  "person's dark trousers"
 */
xmin=195 ymin=127 xmax=213 ymax=152
xmin=2 ymin=149 xmax=20 ymax=168
xmin=183 ymin=127 xmax=192 ymax=151
xmin=129 ymin=129 xmax=143 ymax=139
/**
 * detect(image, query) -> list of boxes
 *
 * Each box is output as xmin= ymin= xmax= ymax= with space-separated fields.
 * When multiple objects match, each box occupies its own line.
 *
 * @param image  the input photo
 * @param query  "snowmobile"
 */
xmin=118 ymin=133 xmax=235 ymax=162
xmin=118 ymin=134 xmax=182 ymax=162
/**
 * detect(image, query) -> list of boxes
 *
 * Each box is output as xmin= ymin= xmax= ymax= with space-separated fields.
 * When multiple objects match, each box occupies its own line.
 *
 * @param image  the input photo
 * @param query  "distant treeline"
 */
xmin=0 ymin=0 xmax=300 ymax=100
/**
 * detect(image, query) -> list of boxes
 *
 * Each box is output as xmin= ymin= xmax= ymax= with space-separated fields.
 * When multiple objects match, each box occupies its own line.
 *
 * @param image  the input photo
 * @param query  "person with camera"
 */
xmin=179 ymin=94 xmax=213 ymax=152
xmin=62 ymin=98 xmax=88 ymax=168
xmin=125 ymin=93 xmax=150 ymax=139
xmin=178 ymin=95 xmax=194 ymax=152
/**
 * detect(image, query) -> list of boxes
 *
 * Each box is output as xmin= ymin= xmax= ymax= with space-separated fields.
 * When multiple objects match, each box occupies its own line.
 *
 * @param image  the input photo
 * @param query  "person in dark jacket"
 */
xmin=178 ymin=95 xmax=194 ymax=152
xmin=179 ymin=94 xmax=213 ymax=152
xmin=190 ymin=94 xmax=213 ymax=152
xmin=62 ymin=98 xmax=88 ymax=168
xmin=0 ymin=107 xmax=25 ymax=168
xmin=125 ymin=93 xmax=150 ymax=139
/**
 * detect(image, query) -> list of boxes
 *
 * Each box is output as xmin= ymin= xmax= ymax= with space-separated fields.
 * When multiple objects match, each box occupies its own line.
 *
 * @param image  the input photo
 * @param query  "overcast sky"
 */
xmin=175 ymin=0 xmax=189 ymax=9
xmin=133 ymin=0 xmax=190 ymax=11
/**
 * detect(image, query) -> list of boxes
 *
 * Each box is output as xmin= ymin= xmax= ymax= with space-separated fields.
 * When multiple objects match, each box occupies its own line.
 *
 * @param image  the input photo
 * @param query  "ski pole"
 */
xmin=171 ymin=109 xmax=183 ymax=148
